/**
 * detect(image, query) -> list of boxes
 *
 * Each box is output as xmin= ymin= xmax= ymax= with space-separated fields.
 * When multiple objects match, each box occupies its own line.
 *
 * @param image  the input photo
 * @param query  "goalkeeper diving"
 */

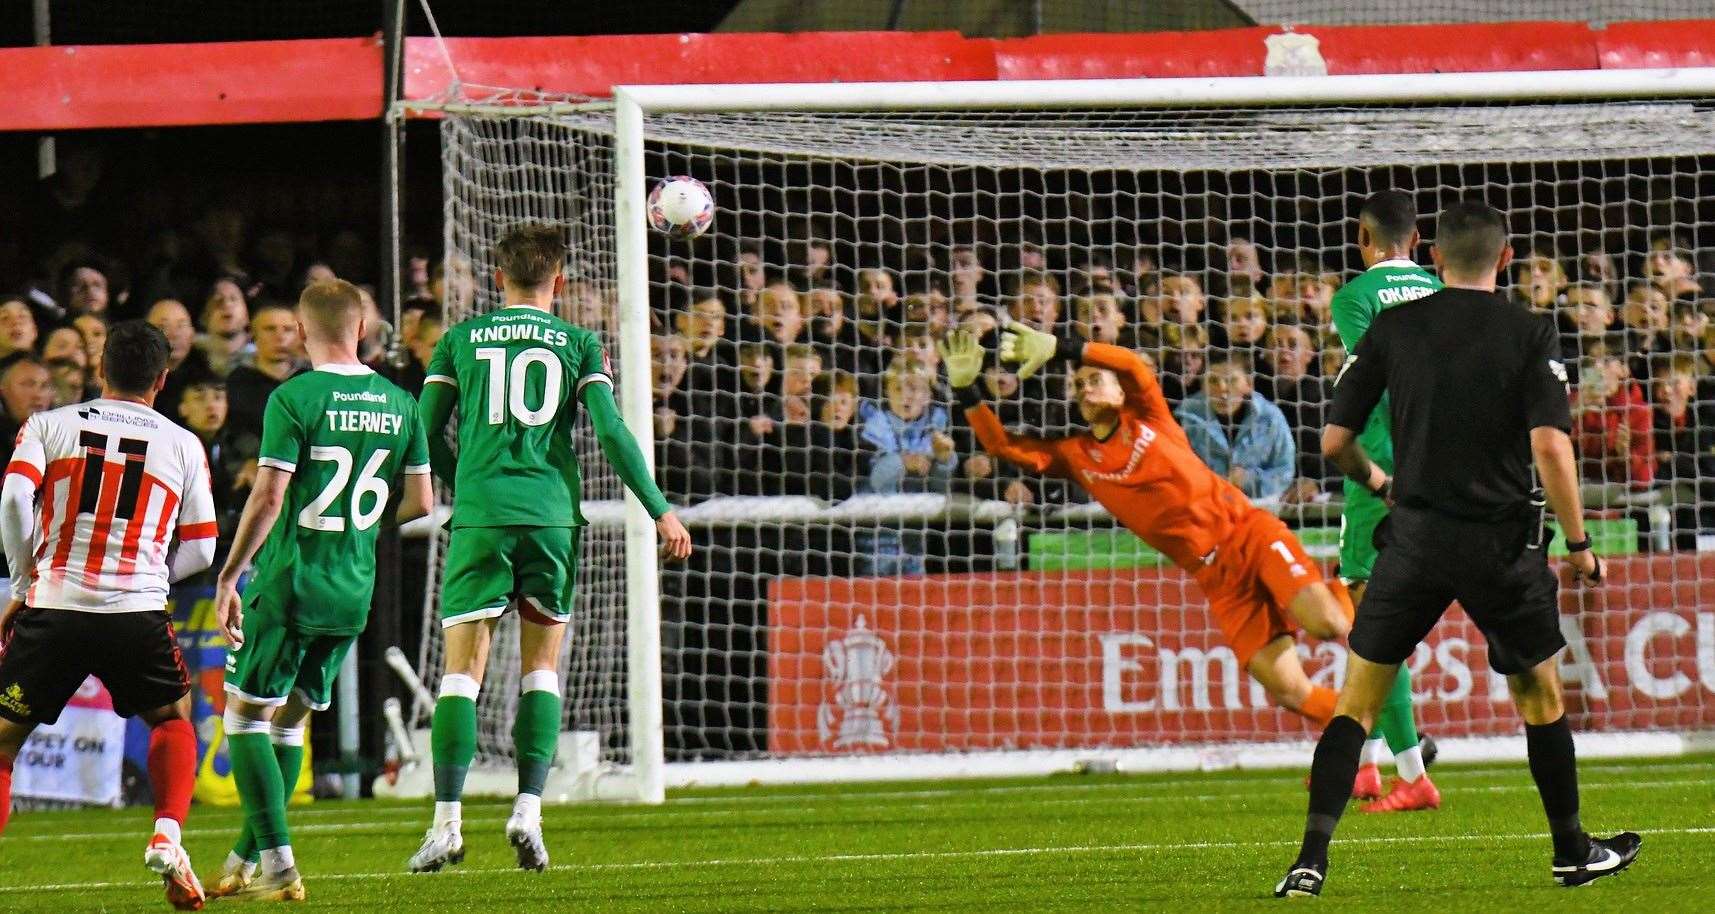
xmin=939 ymin=325 xmax=1351 ymax=727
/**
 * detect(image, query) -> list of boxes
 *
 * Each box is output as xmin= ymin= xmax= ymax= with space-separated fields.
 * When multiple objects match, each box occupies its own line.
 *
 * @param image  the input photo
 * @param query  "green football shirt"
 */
xmin=1330 ymin=258 xmax=1442 ymax=473
xmin=424 ymin=305 xmax=611 ymax=528
xmin=251 ymin=363 xmax=431 ymax=635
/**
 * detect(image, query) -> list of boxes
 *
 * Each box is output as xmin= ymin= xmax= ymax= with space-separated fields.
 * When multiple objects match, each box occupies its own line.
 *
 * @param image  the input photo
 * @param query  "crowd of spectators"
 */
xmin=1 ymin=236 xmax=451 ymax=567
xmin=10 ymin=150 xmax=1715 ymax=577
xmin=649 ymin=229 xmax=1715 ymax=568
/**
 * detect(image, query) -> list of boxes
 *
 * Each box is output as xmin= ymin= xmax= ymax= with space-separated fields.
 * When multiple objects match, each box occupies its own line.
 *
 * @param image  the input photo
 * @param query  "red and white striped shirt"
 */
xmin=5 ymin=399 xmax=217 ymax=613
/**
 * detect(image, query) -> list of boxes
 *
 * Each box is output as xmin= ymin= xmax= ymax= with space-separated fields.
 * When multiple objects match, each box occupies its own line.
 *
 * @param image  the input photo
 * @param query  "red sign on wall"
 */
xmin=768 ymin=554 xmax=1715 ymax=755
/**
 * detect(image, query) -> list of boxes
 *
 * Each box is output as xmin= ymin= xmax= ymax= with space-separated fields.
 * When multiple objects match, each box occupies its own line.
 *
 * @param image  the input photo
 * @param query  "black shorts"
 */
xmin=0 ymin=607 xmax=190 ymax=725
xmin=1349 ymin=507 xmax=1565 ymax=676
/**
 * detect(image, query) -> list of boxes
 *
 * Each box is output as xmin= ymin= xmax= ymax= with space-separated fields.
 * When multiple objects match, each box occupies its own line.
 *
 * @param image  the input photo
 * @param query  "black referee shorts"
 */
xmin=1349 ymin=507 xmax=1565 ymax=676
xmin=0 ymin=606 xmax=190 ymax=725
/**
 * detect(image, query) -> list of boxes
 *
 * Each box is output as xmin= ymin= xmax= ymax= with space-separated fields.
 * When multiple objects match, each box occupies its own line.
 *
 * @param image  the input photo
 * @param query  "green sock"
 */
xmin=432 ymin=696 xmax=478 ymax=802
xmin=229 ymin=732 xmax=289 ymax=850
xmin=1375 ymin=665 xmax=1421 ymax=755
xmin=233 ymin=825 xmax=256 ymax=864
xmin=513 ymin=689 xmax=561 ymax=797
xmin=232 ymin=735 xmax=306 ymax=864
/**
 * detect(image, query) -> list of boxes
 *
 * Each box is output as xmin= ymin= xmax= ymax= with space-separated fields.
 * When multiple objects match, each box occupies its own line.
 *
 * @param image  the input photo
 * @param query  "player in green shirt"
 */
xmin=409 ymin=224 xmax=692 ymax=874
xmin=211 ymin=280 xmax=435 ymax=900
xmin=1328 ymin=190 xmax=1441 ymax=812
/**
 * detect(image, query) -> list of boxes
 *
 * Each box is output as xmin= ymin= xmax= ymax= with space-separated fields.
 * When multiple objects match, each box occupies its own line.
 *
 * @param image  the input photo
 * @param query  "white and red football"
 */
xmin=647 ymin=176 xmax=715 ymax=239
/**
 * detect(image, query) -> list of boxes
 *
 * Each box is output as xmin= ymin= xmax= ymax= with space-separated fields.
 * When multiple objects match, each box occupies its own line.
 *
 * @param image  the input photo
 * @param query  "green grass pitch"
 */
xmin=1 ymin=754 xmax=1710 ymax=912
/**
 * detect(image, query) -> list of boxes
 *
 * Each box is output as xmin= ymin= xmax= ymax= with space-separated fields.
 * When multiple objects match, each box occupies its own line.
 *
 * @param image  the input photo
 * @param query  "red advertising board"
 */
xmin=768 ymin=554 xmax=1715 ymax=755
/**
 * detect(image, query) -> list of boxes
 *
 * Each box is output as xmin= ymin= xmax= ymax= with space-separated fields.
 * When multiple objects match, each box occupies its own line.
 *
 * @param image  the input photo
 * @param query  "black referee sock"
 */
xmin=1295 ymin=714 xmax=1367 ymax=872
xmin=1525 ymin=716 xmax=1590 ymax=862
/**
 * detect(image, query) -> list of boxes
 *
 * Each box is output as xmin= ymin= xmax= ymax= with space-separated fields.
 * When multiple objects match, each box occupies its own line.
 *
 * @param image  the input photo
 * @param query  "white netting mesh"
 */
xmin=420 ymin=93 xmax=634 ymax=768
xmin=430 ymin=88 xmax=1715 ymax=774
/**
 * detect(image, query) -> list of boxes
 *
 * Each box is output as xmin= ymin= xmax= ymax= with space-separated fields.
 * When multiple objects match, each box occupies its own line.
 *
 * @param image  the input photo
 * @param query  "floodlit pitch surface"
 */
xmin=1 ymin=755 xmax=1710 ymax=912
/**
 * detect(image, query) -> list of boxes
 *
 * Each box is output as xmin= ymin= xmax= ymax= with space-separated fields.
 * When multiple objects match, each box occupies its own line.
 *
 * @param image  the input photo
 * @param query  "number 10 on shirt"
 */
xmin=476 ymin=347 xmax=562 ymax=427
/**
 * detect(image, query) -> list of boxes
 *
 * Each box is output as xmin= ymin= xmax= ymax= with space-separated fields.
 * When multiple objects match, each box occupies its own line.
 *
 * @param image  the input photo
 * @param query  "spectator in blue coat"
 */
xmin=856 ymin=356 xmax=956 ymax=575
xmin=1176 ymin=351 xmax=1296 ymax=500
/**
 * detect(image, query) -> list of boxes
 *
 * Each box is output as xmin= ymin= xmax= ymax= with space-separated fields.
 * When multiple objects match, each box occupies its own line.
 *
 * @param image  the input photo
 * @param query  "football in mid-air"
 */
xmin=648 ymin=176 xmax=715 ymax=239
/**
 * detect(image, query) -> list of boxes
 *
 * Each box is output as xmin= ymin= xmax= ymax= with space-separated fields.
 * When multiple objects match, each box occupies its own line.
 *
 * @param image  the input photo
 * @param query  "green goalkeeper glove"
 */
xmin=1000 ymin=323 xmax=1059 ymax=380
xmin=937 ymin=328 xmax=985 ymax=389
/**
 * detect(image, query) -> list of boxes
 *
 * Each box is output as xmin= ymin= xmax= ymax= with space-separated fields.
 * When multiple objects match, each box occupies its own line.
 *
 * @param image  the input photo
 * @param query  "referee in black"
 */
xmin=1274 ymin=201 xmax=1641 ymax=897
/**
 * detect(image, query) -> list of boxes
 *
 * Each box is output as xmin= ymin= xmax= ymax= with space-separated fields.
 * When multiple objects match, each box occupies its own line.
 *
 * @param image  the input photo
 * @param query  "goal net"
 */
xmin=418 ymin=72 xmax=1715 ymax=795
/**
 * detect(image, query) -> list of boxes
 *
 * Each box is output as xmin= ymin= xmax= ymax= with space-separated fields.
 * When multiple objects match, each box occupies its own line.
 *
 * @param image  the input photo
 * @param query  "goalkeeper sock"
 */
xmin=1296 ymin=714 xmax=1366 ymax=872
xmin=432 ymin=674 xmax=480 ymax=807
xmin=514 ymin=670 xmax=562 ymax=801
xmin=227 ymin=719 xmax=290 ymax=854
xmin=1359 ymin=738 xmax=1386 ymax=767
xmin=1299 ymin=686 xmax=1337 ymax=728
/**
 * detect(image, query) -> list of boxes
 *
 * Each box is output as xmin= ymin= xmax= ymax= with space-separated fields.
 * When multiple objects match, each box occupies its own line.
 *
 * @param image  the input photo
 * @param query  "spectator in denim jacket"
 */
xmin=856 ymin=357 xmax=956 ymax=575
xmin=1176 ymin=351 xmax=1295 ymax=499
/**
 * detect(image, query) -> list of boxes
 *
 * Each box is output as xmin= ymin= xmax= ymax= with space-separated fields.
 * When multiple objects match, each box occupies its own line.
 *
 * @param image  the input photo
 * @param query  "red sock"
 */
xmin=147 ymin=718 xmax=196 ymax=829
xmin=0 ymin=752 xmax=13 ymax=835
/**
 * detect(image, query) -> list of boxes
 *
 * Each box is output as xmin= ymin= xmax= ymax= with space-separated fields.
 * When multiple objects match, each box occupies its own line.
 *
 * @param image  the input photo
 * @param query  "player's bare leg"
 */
xmin=1506 ymin=657 xmax=1640 ymax=886
xmin=0 ymin=717 xmax=36 ymax=837
xmin=138 ymin=701 xmax=207 ymax=910
xmin=410 ymin=616 xmax=498 ymax=873
xmin=1245 ymin=635 xmax=1335 ymax=726
xmin=216 ymin=695 xmax=310 ymax=901
xmin=1284 ymin=583 xmax=1351 ymax=642
xmin=507 ymin=617 xmax=568 ymax=871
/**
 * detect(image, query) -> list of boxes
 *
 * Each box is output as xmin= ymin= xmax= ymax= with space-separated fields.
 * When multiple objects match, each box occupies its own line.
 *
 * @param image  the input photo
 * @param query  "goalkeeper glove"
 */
xmin=999 ymin=323 xmax=1060 ymax=380
xmin=937 ymin=328 xmax=986 ymax=389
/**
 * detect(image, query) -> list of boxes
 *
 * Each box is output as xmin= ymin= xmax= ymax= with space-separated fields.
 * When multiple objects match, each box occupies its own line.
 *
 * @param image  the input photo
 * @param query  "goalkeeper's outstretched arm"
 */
xmin=580 ymin=382 xmax=692 ymax=561
xmin=1002 ymin=323 xmax=1173 ymax=426
xmin=938 ymin=328 xmax=1062 ymax=477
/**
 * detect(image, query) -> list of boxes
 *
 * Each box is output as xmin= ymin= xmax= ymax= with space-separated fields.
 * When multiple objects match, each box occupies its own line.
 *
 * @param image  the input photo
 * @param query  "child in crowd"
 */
xmin=1572 ymin=343 xmax=1655 ymax=503
xmin=856 ymin=357 xmax=956 ymax=575
xmin=1075 ymin=293 xmax=1129 ymax=346
xmin=1219 ymin=294 xmax=1270 ymax=353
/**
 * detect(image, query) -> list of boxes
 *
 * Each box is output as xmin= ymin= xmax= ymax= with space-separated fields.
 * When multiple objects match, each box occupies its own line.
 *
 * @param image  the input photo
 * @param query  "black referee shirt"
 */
xmin=1328 ymin=288 xmax=1573 ymax=522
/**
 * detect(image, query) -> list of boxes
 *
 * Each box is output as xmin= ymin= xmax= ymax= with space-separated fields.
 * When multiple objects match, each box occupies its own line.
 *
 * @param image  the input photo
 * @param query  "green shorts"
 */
xmin=223 ymin=612 xmax=356 ymax=711
xmin=440 ymin=525 xmax=581 ymax=628
xmin=1339 ymin=486 xmax=1390 ymax=584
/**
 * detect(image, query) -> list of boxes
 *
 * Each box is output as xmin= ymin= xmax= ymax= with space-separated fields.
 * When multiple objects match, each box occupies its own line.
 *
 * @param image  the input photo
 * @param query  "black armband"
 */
xmin=1564 ymin=536 xmax=1593 ymax=554
xmin=1056 ymin=333 xmax=1085 ymax=364
xmin=955 ymin=385 xmax=986 ymax=412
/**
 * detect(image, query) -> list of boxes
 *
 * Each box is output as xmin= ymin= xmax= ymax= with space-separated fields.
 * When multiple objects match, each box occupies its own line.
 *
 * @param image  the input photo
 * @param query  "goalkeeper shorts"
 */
xmin=1192 ymin=510 xmax=1324 ymax=668
xmin=440 ymin=525 xmax=581 ymax=628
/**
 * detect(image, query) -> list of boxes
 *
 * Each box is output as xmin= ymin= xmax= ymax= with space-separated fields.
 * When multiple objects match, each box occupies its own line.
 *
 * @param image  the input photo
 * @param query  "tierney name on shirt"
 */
xmin=325 ymin=410 xmax=405 ymax=435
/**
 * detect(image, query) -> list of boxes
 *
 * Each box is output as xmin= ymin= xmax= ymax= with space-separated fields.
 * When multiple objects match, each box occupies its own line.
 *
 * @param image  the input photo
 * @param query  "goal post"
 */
xmin=406 ymin=66 xmax=1715 ymax=799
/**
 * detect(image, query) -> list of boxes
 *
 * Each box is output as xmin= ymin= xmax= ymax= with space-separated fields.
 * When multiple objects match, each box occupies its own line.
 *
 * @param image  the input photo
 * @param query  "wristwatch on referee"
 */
xmin=1564 ymin=536 xmax=1593 ymax=553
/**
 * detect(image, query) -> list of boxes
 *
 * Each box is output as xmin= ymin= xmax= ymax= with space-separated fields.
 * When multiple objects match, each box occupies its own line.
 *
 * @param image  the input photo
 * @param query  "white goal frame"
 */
xmin=405 ymin=66 xmax=1715 ymax=802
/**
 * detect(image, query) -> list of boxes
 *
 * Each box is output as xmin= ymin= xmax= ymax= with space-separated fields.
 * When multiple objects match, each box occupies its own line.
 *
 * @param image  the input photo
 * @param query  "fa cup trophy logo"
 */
xmin=817 ymin=615 xmax=899 ymax=749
